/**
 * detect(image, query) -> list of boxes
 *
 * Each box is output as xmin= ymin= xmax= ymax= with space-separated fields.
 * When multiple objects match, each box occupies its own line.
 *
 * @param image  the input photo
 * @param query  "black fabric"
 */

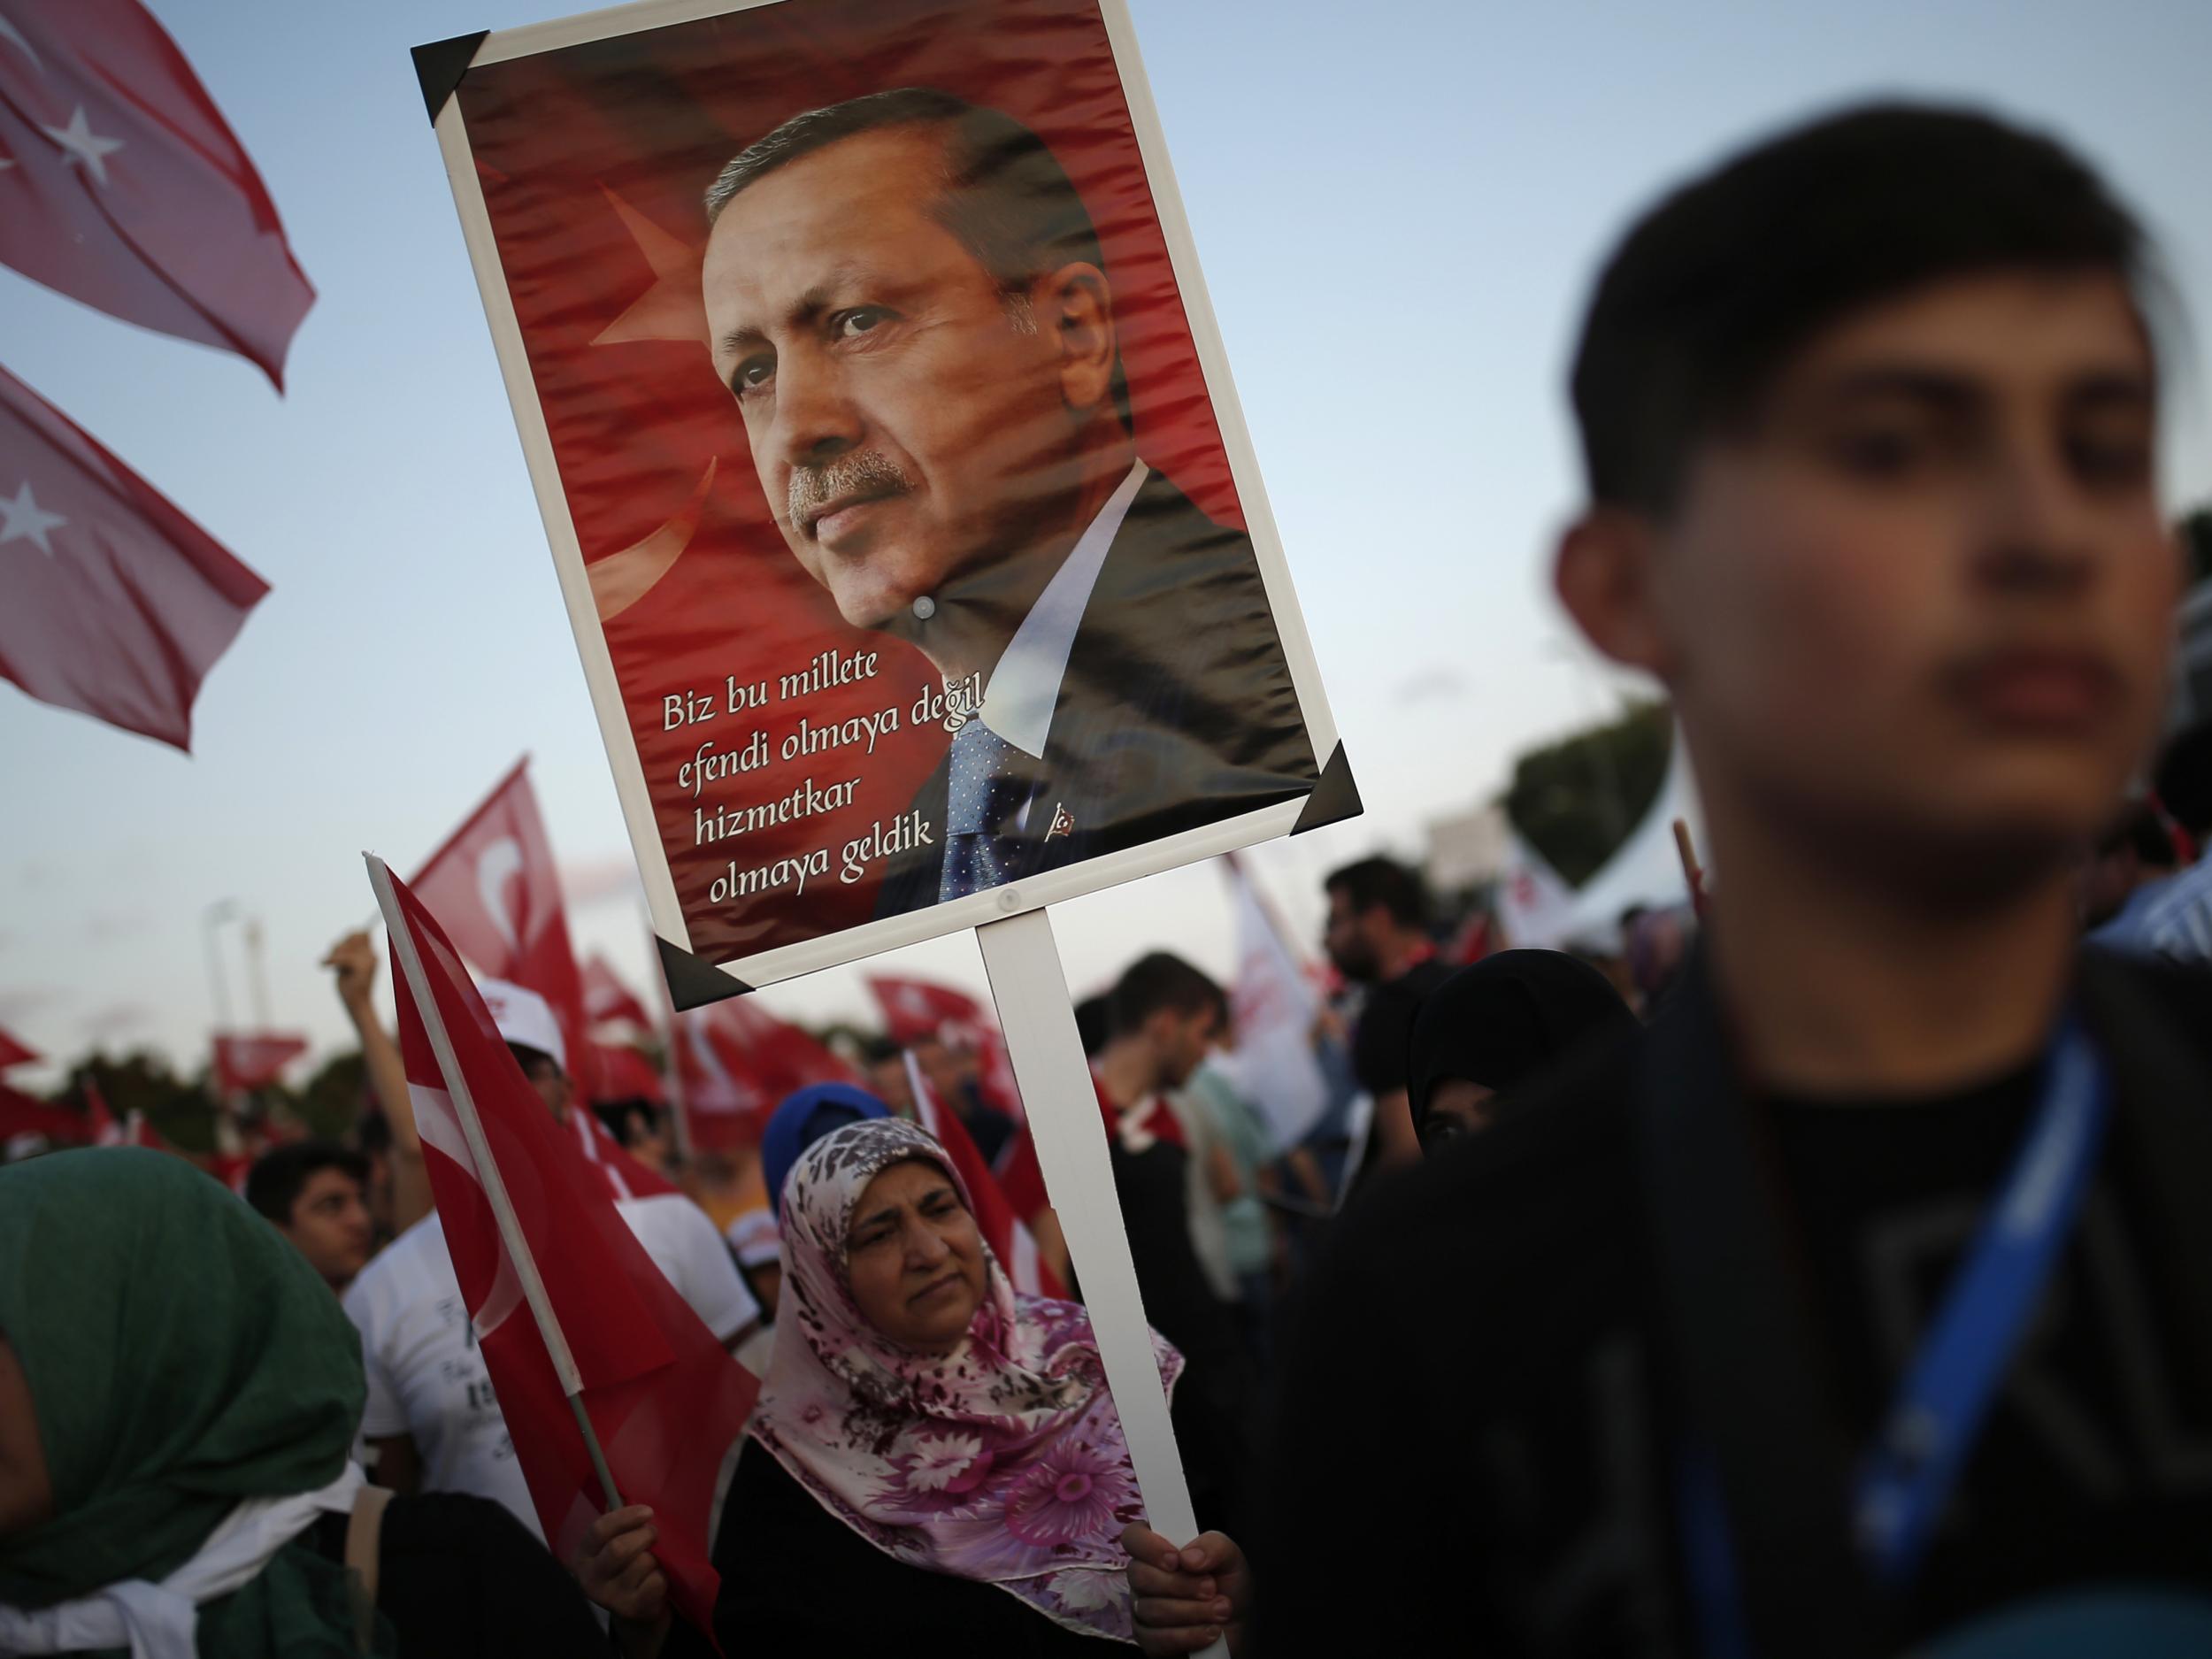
xmin=1407 ymin=949 xmax=1640 ymax=1133
xmin=1291 ymin=740 xmax=1363 ymax=835
xmin=710 ymin=1447 xmax=1122 ymax=1656
xmin=1348 ymin=958 xmax=1453 ymax=1102
xmin=959 ymin=1092 xmax=1018 ymax=1169
xmin=1251 ymin=948 xmax=2212 ymax=1658
xmin=304 ymin=1491 xmax=609 ymax=1658
xmin=874 ymin=470 xmax=1319 ymax=918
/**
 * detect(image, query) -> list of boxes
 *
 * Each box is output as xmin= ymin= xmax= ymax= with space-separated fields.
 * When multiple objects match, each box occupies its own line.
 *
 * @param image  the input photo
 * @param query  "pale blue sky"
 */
xmin=4 ymin=0 xmax=2209 ymax=1081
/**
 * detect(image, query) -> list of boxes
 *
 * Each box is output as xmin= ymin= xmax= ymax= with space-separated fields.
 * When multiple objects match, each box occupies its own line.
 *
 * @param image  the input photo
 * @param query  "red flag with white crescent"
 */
xmin=373 ymin=856 xmax=752 ymax=1640
xmin=866 ymin=975 xmax=1023 ymax=1120
xmin=411 ymin=760 xmax=596 ymax=1099
xmin=0 ymin=0 xmax=313 ymax=386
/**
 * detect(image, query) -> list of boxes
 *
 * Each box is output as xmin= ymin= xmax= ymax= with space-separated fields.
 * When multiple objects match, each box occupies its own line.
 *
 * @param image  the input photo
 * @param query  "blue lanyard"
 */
xmin=1682 ymin=1018 xmax=2113 ymax=1652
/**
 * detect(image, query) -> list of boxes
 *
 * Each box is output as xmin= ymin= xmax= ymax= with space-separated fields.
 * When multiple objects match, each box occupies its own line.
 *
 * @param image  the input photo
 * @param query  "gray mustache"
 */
xmin=788 ymin=451 xmax=916 ymax=530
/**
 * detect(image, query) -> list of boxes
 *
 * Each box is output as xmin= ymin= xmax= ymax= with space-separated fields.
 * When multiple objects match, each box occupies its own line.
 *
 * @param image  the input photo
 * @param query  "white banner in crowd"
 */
xmin=1218 ymin=858 xmax=1332 ymax=1147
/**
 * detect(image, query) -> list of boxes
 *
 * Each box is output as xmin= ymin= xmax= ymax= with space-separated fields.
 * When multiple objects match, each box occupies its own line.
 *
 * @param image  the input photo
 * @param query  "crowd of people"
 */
xmin=6 ymin=93 xmax=2212 ymax=1658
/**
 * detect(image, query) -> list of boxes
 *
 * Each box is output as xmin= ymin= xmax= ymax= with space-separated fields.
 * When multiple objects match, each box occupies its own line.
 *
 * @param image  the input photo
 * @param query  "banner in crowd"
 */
xmin=1218 ymin=856 xmax=1331 ymax=1146
xmin=414 ymin=0 xmax=1351 ymax=1001
xmin=0 ymin=0 xmax=314 ymax=387
xmin=373 ymin=856 xmax=754 ymax=1638
xmin=411 ymin=759 xmax=596 ymax=1097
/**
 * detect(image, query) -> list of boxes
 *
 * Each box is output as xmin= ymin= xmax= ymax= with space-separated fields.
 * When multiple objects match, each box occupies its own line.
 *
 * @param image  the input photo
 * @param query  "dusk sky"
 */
xmin=4 ymin=0 xmax=2208 ymax=1085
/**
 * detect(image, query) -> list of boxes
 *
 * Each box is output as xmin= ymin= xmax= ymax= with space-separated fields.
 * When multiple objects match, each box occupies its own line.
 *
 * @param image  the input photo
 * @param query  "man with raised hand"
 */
xmin=1131 ymin=104 xmax=2212 ymax=1657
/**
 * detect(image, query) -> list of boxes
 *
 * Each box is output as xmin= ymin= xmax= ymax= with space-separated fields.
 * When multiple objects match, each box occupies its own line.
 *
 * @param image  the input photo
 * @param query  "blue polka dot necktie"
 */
xmin=940 ymin=720 xmax=1031 ymax=902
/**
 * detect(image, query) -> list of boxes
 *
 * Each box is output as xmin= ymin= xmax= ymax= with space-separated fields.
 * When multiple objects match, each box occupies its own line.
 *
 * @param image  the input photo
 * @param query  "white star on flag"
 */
xmin=42 ymin=106 xmax=124 ymax=187
xmin=0 ymin=480 xmax=65 ymax=555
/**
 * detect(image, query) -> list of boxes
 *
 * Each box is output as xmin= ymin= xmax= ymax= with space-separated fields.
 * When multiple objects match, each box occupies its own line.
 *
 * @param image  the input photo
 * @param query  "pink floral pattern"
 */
xmin=749 ymin=1118 xmax=1182 ymax=1642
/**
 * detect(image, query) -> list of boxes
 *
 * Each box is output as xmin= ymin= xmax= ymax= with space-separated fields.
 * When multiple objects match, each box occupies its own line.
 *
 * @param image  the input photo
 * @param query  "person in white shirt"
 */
xmin=343 ymin=980 xmax=759 ymax=1540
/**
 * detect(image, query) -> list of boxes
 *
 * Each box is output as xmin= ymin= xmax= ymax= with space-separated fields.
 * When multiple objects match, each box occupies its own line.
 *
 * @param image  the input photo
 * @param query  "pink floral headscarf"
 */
xmin=749 ymin=1117 xmax=1181 ymax=1641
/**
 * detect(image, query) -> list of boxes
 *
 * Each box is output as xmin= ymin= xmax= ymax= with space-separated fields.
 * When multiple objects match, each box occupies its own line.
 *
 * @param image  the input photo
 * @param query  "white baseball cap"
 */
xmin=477 ymin=978 xmax=566 ymax=1072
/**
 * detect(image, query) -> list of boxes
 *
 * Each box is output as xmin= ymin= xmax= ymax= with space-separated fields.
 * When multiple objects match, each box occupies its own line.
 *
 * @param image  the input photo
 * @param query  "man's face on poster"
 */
xmin=703 ymin=125 xmax=1108 ymax=631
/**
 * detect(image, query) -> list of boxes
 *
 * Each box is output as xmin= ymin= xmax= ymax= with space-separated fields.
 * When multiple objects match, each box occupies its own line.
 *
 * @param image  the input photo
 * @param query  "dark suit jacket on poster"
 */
xmin=873 ymin=468 xmax=1318 ymax=918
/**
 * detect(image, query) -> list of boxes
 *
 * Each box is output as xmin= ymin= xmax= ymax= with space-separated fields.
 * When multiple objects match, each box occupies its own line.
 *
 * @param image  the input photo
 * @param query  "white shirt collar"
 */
xmin=976 ymin=461 xmax=1148 ymax=759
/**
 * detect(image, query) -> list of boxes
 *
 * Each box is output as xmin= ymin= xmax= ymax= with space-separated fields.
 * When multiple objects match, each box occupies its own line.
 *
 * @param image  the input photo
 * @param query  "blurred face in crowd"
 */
xmin=279 ymin=1166 xmax=374 ymax=1291
xmin=0 ymin=1339 xmax=51 ymax=1540
xmin=1421 ymin=1079 xmax=1498 ymax=1150
xmin=1147 ymin=1002 xmax=1222 ymax=1091
xmin=1324 ymin=888 xmax=1385 ymax=982
xmin=704 ymin=125 xmax=1119 ymax=632
xmin=844 ymin=1158 xmax=987 ymax=1354
xmin=511 ymin=1046 xmax=571 ymax=1124
xmin=1564 ymin=272 xmax=2177 ymax=893
xmin=867 ymin=1053 xmax=917 ymax=1112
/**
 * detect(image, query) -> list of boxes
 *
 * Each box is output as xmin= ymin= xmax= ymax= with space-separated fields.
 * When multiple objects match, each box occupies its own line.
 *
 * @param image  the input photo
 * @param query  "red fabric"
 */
xmin=569 ymin=1102 xmax=681 ymax=1201
xmin=0 ymin=0 xmax=312 ymax=386
xmin=1093 ymin=1071 xmax=1186 ymax=1155
xmin=588 ymin=1042 xmax=666 ymax=1107
xmin=997 ymin=1123 xmax=1048 ymax=1227
xmin=0 ymin=1082 xmax=86 ymax=1145
xmin=672 ymin=998 xmax=860 ymax=1145
xmin=581 ymin=954 xmax=654 ymax=1031
xmin=411 ymin=760 xmax=597 ymax=1099
xmin=0 ymin=364 xmax=268 ymax=750
xmin=909 ymin=1057 xmax=1063 ymax=1300
xmin=384 ymin=864 xmax=753 ymax=1643
xmin=0 ymin=1025 xmax=40 ymax=1071
xmin=866 ymin=976 xmax=1023 ymax=1119
xmin=455 ymin=0 xmax=1249 ymax=958
xmin=211 ymin=1032 xmax=308 ymax=1093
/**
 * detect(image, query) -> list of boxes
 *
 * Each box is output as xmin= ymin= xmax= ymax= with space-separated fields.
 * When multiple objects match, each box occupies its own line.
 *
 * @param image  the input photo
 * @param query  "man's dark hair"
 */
xmin=1572 ymin=103 xmax=2158 ymax=514
xmin=1110 ymin=953 xmax=1227 ymax=1039
xmin=2154 ymin=719 xmax=2212 ymax=840
xmin=246 ymin=1140 xmax=368 ymax=1225
xmin=1074 ymin=994 xmax=1113 ymax=1059
xmin=1326 ymin=856 xmax=1431 ymax=932
xmin=705 ymin=87 xmax=1130 ymax=428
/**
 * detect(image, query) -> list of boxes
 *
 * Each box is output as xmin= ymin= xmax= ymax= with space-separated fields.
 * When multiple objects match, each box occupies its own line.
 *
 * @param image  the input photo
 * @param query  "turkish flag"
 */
xmin=376 ymin=858 xmax=753 ymax=1641
xmin=0 ymin=1025 xmax=40 ymax=1071
xmin=582 ymin=954 xmax=654 ymax=1033
xmin=908 ymin=1055 xmax=1063 ymax=1301
xmin=212 ymin=1032 xmax=308 ymax=1094
xmin=0 ymin=365 xmax=268 ymax=750
xmin=0 ymin=1081 xmax=86 ymax=1146
xmin=588 ymin=1042 xmax=666 ymax=1109
xmin=865 ymin=976 xmax=1023 ymax=1119
xmin=569 ymin=1101 xmax=680 ymax=1201
xmin=411 ymin=759 xmax=595 ymax=1099
xmin=0 ymin=0 xmax=312 ymax=387
xmin=673 ymin=999 xmax=859 ymax=1148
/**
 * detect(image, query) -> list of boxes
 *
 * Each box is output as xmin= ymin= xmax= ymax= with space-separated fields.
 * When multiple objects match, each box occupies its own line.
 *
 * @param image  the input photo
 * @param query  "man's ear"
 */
xmin=1554 ymin=507 xmax=1673 ymax=680
xmin=1037 ymin=263 xmax=1116 ymax=415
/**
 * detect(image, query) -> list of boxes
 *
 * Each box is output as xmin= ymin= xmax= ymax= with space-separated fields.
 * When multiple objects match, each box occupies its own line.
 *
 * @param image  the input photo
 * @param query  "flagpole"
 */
xmin=975 ymin=907 xmax=1226 ymax=1659
xmin=368 ymin=854 xmax=623 ymax=1511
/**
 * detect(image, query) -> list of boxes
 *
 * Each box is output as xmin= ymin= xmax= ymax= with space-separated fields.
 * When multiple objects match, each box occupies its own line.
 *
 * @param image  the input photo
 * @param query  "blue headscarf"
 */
xmin=762 ymin=1082 xmax=892 ymax=1218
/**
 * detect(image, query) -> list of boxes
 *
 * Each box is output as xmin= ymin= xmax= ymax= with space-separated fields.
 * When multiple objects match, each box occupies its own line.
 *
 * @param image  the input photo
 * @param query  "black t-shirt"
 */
xmin=1252 ymin=951 xmax=2212 ymax=1658
xmin=1349 ymin=958 xmax=1453 ymax=1101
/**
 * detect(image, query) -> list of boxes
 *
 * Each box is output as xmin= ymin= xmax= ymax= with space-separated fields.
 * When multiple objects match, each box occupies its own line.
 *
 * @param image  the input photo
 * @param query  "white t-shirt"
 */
xmin=343 ymin=1193 xmax=758 ymax=1540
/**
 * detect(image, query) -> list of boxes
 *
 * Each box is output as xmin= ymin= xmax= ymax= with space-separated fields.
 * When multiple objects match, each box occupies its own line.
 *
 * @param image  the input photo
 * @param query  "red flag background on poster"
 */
xmin=867 ymin=975 xmax=1023 ymax=1118
xmin=411 ymin=760 xmax=597 ymax=1098
xmin=0 ymin=0 xmax=314 ymax=387
xmin=672 ymin=998 xmax=861 ymax=1147
xmin=0 ymin=1026 xmax=40 ymax=1071
xmin=212 ymin=1032 xmax=309 ymax=1094
xmin=376 ymin=859 xmax=754 ymax=1638
xmin=0 ymin=365 xmax=269 ymax=750
xmin=907 ymin=1053 xmax=1063 ymax=1300
xmin=450 ymin=0 xmax=1279 ymax=964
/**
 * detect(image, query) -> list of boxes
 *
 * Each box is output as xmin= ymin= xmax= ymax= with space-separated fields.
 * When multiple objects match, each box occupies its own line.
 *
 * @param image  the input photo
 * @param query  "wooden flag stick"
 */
xmin=367 ymin=852 xmax=623 ymax=1511
xmin=974 ymin=907 xmax=1227 ymax=1659
xmin=1672 ymin=818 xmax=1709 ymax=918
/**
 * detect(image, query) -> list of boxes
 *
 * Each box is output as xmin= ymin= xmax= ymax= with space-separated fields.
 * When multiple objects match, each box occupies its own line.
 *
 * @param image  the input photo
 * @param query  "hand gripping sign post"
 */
xmin=413 ymin=0 xmax=1356 ymax=1639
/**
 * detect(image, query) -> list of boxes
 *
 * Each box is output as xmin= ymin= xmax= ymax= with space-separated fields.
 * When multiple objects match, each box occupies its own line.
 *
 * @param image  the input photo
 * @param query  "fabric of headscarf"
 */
xmin=0 ymin=1148 xmax=385 ymax=1656
xmin=749 ymin=1118 xmax=1180 ymax=1640
xmin=1408 ymin=949 xmax=1640 ymax=1131
xmin=762 ymin=1082 xmax=891 ymax=1219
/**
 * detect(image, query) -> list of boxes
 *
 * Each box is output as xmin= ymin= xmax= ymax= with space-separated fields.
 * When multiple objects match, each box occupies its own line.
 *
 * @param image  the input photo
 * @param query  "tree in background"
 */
xmin=66 ymin=1050 xmax=219 ymax=1152
xmin=1503 ymin=700 xmax=1671 ymax=886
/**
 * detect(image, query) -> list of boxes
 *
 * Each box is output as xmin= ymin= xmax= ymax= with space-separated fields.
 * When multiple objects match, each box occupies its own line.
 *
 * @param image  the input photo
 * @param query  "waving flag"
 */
xmin=907 ymin=1053 xmax=1063 ymax=1301
xmin=582 ymin=954 xmax=654 ymax=1032
xmin=411 ymin=760 xmax=595 ymax=1098
xmin=570 ymin=1102 xmax=680 ymax=1202
xmin=1219 ymin=856 xmax=1331 ymax=1145
xmin=675 ymin=997 xmax=858 ymax=1147
xmin=1496 ymin=832 xmax=1578 ymax=951
xmin=0 ymin=365 xmax=268 ymax=749
xmin=867 ymin=975 xmax=1022 ymax=1118
xmin=0 ymin=1081 xmax=85 ymax=1147
xmin=0 ymin=0 xmax=313 ymax=386
xmin=212 ymin=1031 xmax=309 ymax=1094
xmin=0 ymin=1025 xmax=39 ymax=1071
xmin=369 ymin=855 xmax=754 ymax=1640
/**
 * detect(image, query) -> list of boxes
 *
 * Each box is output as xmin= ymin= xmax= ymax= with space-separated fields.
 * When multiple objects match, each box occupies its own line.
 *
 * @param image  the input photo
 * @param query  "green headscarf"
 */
xmin=0 ymin=1148 xmax=388 ymax=1655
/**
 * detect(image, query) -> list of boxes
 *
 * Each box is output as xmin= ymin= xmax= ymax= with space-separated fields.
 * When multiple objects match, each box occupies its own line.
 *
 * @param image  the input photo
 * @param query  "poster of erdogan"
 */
xmin=418 ymin=0 xmax=1349 ymax=1001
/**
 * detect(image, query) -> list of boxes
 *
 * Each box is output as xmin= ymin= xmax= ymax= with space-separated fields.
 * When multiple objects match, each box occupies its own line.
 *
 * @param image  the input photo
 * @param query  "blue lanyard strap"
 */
xmin=1682 ymin=1019 xmax=2113 ymax=1647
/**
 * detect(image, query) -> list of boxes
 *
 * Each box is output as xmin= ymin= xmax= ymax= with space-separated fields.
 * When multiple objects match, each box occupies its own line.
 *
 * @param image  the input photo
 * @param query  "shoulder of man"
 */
xmin=342 ymin=1211 xmax=449 ymax=1317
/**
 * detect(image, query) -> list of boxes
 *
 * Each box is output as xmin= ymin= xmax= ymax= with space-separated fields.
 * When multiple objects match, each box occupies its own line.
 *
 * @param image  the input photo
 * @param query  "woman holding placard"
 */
xmin=580 ymin=1116 xmax=1181 ymax=1651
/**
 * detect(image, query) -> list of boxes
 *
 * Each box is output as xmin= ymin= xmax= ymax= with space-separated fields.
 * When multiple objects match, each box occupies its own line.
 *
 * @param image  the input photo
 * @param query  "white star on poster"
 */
xmin=0 ymin=481 xmax=65 ymax=555
xmin=42 ymin=106 xmax=124 ymax=187
xmin=592 ymin=188 xmax=706 ymax=348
